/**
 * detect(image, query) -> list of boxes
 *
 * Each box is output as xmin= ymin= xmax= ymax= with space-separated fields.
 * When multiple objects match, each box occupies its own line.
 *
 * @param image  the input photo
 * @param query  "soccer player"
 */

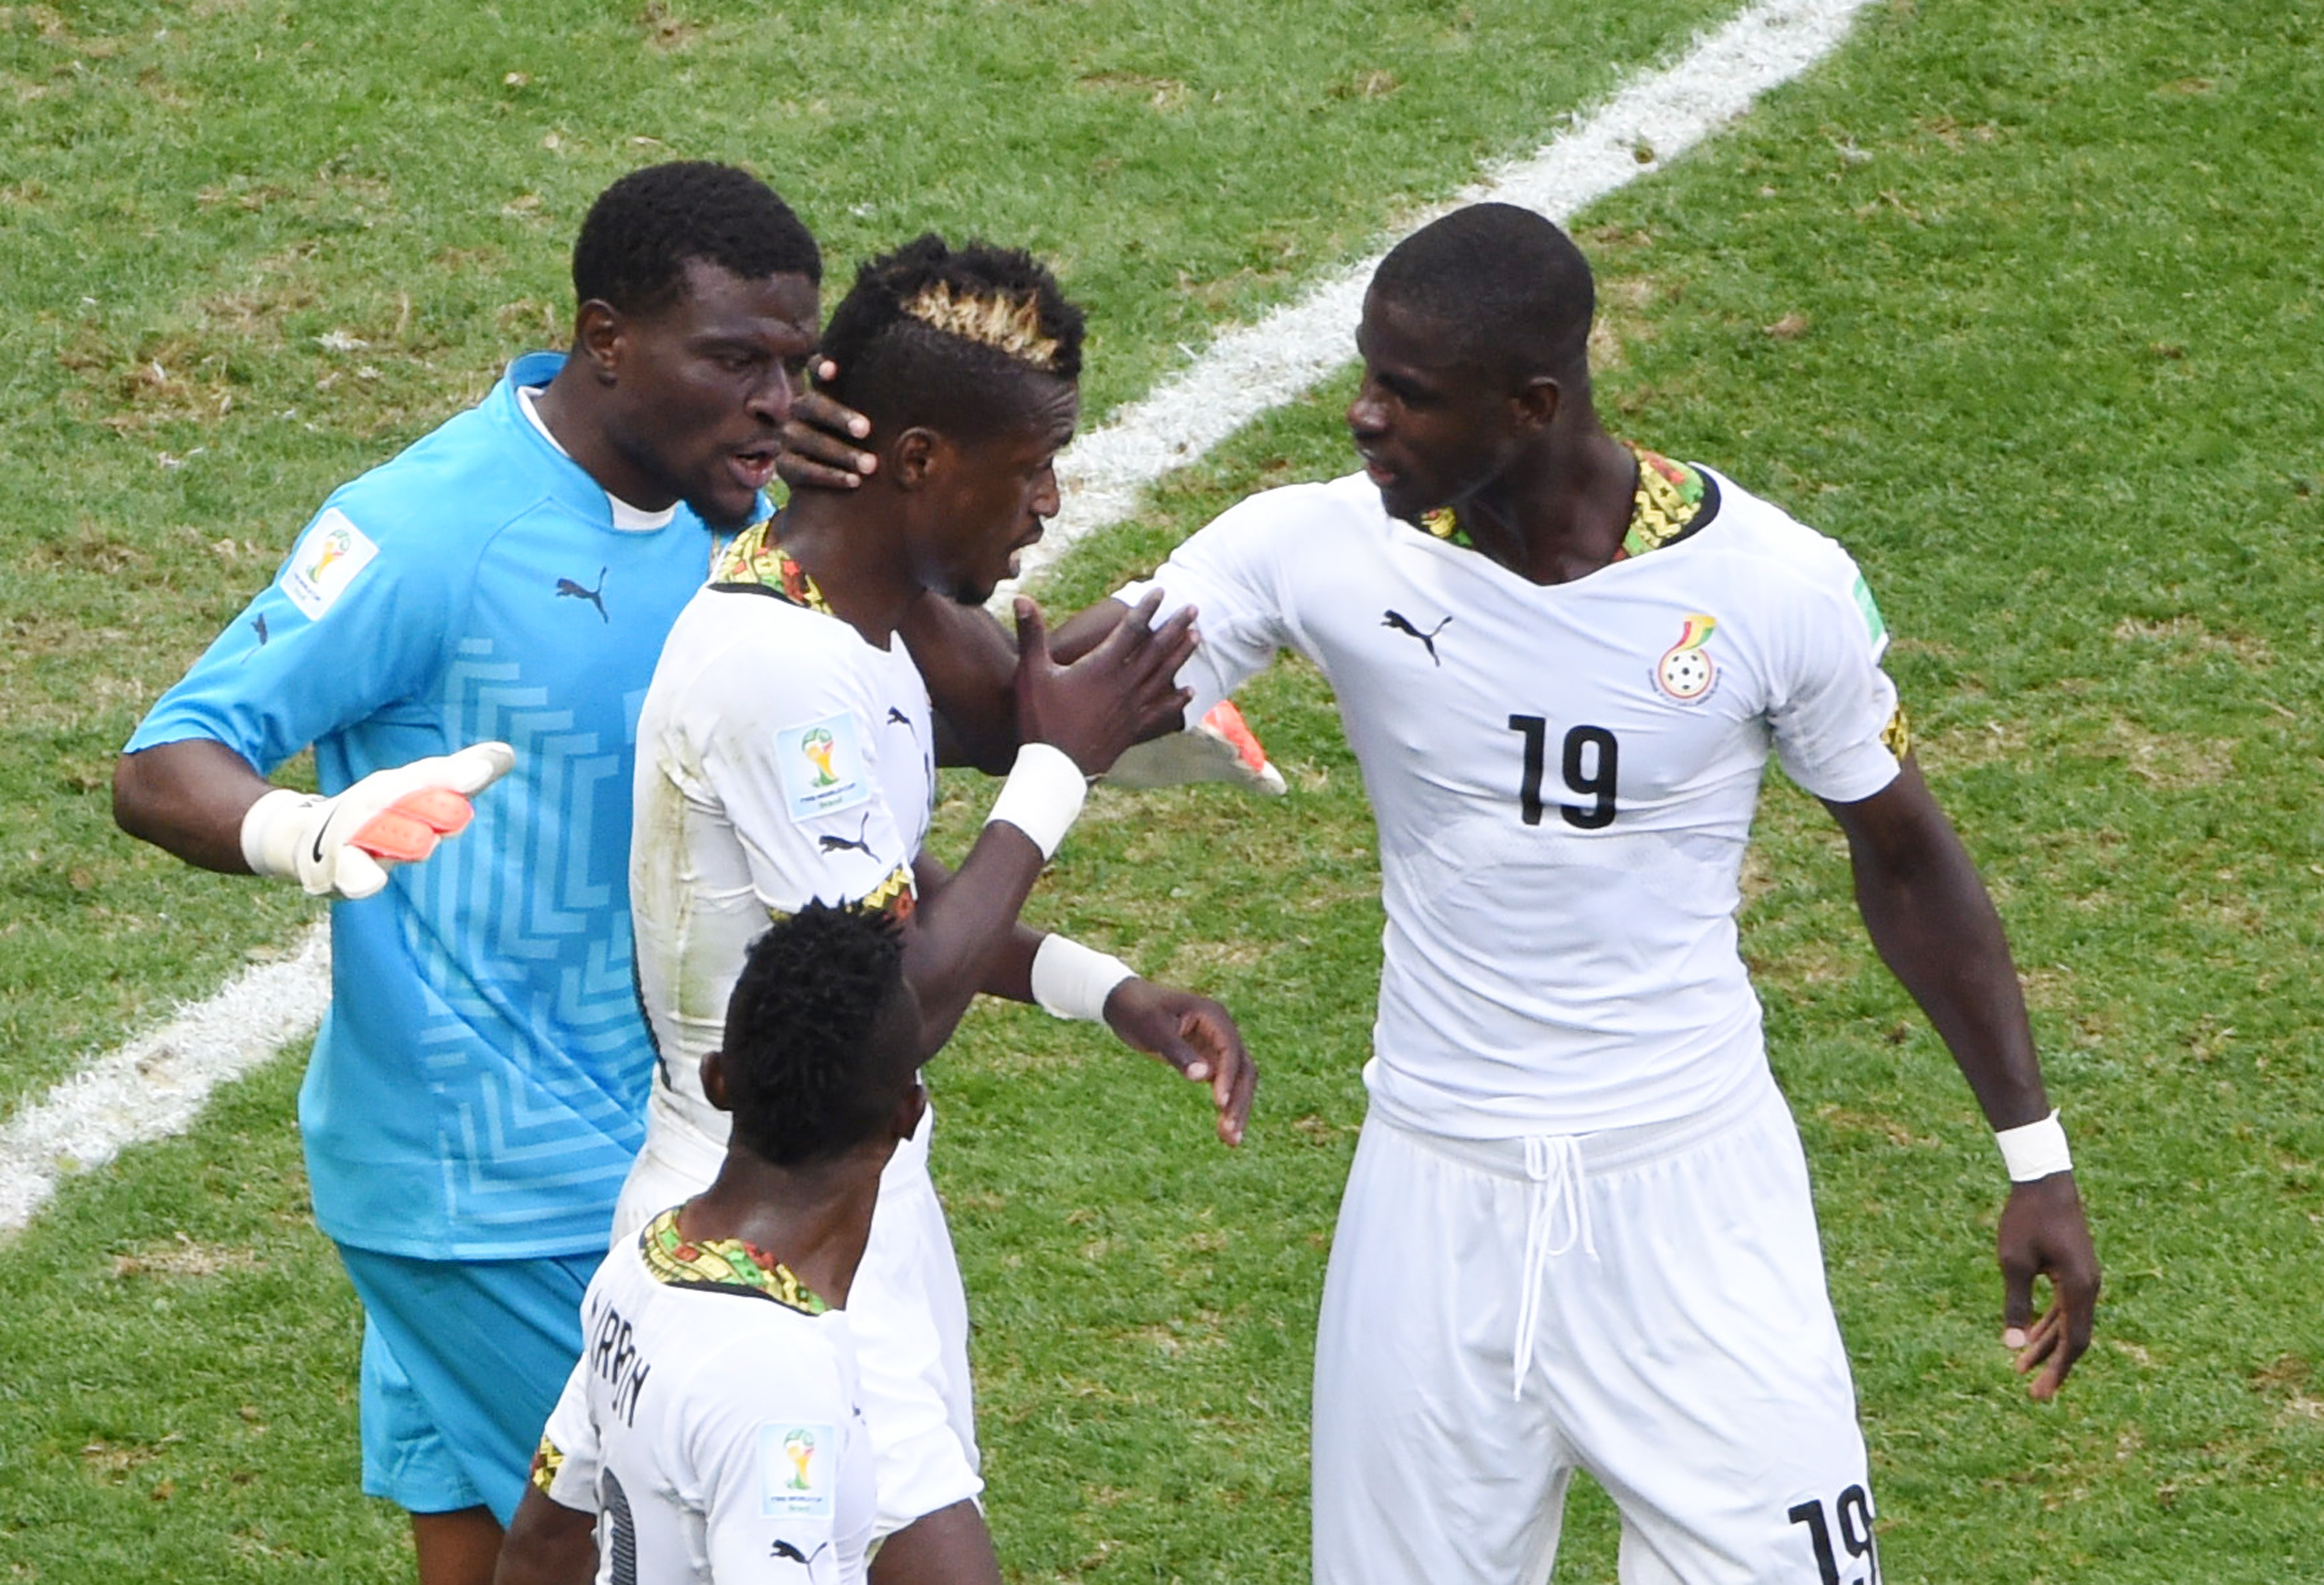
xmin=620 ymin=234 xmax=1256 ymax=1585
xmin=109 ymin=163 xmax=827 ymax=1585
xmin=498 ymin=903 xmax=921 ymax=1585
xmin=789 ymin=204 xmax=2100 ymax=1583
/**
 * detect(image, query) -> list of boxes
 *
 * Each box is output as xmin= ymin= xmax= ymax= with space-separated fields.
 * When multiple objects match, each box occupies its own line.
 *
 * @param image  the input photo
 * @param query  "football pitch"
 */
xmin=4 ymin=0 xmax=2322 ymax=1579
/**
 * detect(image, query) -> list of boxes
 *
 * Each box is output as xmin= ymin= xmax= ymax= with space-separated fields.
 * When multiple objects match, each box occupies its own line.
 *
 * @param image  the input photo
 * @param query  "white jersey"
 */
xmin=632 ymin=529 xmax=936 ymax=1149
xmin=535 ymin=1209 xmax=877 ymax=1584
xmin=1120 ymin=460 xmax=1902 ymax=1137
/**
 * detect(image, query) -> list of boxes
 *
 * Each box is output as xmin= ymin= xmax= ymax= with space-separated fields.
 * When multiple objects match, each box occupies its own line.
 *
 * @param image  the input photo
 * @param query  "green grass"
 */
xmin=7 ymin=0 xmax=2324 ymax=1580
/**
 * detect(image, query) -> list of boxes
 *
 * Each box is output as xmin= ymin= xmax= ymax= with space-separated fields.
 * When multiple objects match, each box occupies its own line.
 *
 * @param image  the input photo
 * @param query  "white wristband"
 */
xmin=1029 ymin=935 xmax=1136 ymax=1022
xmin=239 ymin=786 xmax=323 ymax=879
xmin=984 ymin=743 xmax=1087 ymax=861
xmin=1995 ymin=1109 xmax=2072 ymax=1182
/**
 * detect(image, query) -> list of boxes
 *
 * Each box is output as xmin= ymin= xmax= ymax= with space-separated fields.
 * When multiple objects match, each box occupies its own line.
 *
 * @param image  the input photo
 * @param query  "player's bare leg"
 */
xmin=869 ymin=1500 xmax=1003 ymax=1585
xmin=411 ymin=1505 xmax=501 ymax=1585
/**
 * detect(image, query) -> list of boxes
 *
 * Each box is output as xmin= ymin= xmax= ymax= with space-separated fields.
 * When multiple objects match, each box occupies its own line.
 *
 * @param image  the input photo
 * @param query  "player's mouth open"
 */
xmin=731 ymin=446 xmax=780 ymax=491
xmin=1357 ymin=449 xmax=1398 ymax=487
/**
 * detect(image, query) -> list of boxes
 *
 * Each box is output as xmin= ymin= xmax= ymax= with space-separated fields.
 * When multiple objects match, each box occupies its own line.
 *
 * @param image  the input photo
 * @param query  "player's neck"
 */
xmin=1461 ymin=429 xmax=1636 ymax=586
xmin=532 ymin=364 xmax=683 ymax=515
xmin=774 ymin=491 xmax=915 ymax=648
xmin=680 ymin=1151 xmax=882 ymax=1308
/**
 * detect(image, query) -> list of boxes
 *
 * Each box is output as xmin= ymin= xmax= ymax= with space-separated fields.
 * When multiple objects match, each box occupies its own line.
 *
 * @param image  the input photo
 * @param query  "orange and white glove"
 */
xmin=239 ymin=741 xmax=517 ymax=899
xmin=1103 ymin=700 xmax=1286 ymax=796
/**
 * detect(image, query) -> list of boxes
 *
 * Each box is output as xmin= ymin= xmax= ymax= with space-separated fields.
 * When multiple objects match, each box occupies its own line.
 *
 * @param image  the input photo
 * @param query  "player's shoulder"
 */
xmin=316 ymin=364 xmax=570 ymax=547
xmin=667 ymin=582 xmax=871 ymax=676
xmin=1687 ymin=465 xmax=1869 ymax=597
xmin=1200 ymin=470 xmax=1392 ymax=541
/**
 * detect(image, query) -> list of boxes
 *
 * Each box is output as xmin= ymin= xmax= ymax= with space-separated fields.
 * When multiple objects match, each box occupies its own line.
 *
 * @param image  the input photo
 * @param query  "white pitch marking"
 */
xmin=0 ymin=0 xmax=1874 ymax=1234
xmin=0 ymin=922 xmax=331 ymax=1235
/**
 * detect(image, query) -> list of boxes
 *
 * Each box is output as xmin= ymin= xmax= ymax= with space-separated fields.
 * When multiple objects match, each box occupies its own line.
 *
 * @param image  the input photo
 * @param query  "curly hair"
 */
xmin=571 ymin=161 xmax=820 ymax=318
xmin=719 ymin=902 xmax=917 ymax=1167
xmin=1369 ymin=203 xmax=1595 ymax=386
xmin=815 ymin=232 xmax=1084 ymax=443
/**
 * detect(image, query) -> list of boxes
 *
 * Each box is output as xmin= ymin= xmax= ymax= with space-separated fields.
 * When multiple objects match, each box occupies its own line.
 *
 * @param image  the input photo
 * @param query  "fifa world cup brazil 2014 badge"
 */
xmin=1653 ymin=613 xmax=1720 ymax=701
xmin=758 ymin=1422 xmax=837 ymax=1517
xmin=281 ymin=508 xmax=380 ymax=620
xmin=776 ymin=712 xmax=874 ymax=824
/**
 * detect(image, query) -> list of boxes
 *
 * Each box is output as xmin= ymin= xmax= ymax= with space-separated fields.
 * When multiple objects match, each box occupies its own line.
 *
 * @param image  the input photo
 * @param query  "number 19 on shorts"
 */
xmin=1789 ymin=1484 xmax=1880 ymax=1585
xmin=1507 ymin=715 xmax=1619 ymax=829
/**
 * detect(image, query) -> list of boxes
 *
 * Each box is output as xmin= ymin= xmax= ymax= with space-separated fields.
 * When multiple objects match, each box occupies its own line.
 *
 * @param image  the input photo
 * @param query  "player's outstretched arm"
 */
xmin=906 ymin=865 xmax=1256 ymax=1146
xmin=494 ymin=1487 xmax=597 ymax=1585
xmin=1823 ymin=759 xmax=2099 ymax=1400
xmin=114 ymin=735 xmax=515 ymax=901
xmin=887 ymin=595 xmax=1197 ymax=1052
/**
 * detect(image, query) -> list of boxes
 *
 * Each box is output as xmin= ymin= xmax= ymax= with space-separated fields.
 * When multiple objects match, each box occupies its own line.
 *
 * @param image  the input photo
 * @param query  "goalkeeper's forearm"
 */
xmin=113 ymin=737 xmax=279 ymax=875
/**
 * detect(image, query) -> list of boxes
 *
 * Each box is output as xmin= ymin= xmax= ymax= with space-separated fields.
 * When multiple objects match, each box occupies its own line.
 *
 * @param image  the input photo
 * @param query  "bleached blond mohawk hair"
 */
xmin=899 ymin=281 xmax=1065 ymax=371
xmin=813 ymin=234 xmax=1085 ymax=450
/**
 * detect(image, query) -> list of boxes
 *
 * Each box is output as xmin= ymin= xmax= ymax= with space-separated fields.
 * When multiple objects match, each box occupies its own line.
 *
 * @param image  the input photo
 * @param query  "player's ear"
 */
xmin=700 ymin=1049 xmax=733 ymax=1113
xmin=891 ymin=428 xmax=941 ymax=491
xmin=1512 ymin=374 xmax=1561 ymax=431
xmin=573 ymin=300 xmax=625 ymax=383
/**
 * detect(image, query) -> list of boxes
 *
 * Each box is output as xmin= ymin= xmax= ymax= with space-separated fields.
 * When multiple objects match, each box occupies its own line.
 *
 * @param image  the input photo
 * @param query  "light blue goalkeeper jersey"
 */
xmin=127 ymin=353 xmax=732 ymax=1260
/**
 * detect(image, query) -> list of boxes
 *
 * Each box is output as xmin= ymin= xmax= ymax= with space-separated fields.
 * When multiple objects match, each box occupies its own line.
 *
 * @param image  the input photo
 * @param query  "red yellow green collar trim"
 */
xmin=711 ymin=517 xmax=835 ymax=615
xmin=638 ymin=1206 xmax=828 ymax=1315
xmin=1420 ymin=443 xmax=1714 ymax=562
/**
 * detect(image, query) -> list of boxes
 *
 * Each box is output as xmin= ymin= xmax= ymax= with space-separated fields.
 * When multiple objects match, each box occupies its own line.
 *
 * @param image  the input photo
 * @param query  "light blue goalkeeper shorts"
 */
xmin=338 ymin=1244 xmax=603 ymax=1524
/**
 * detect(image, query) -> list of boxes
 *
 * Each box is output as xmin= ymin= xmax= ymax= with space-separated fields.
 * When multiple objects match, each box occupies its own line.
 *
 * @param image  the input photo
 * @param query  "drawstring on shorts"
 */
xmin=1511 ymin=1134 xmax=1595 ymax=1401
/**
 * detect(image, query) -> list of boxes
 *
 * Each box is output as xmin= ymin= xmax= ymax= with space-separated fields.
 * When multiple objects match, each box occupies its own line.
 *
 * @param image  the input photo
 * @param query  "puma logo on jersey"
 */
xmin=885 ymin=707 xmax=910 ymax=728
xmin=818 ymin=814 xmax=874 ymax=856
xmin=555 ymin=567 xmax=609 ymax=623
xmin=243 ymin=612 xmax=268 ymax=662
xmin=1653 ymin=614 xmax=1719 ymax=701
xmin=771 ymin=1539 xmax=830 ymax=1567
xmin=1382 ymin=608 xmax=1451 ymax=665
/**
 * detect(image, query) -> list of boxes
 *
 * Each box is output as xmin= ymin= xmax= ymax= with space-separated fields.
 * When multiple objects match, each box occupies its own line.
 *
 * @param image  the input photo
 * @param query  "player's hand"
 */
xmin=241 ymin=740 xmax=517 ymax=900
xmin=1996 ymin=1171 xmax=2098 ymax=1400
xmin=1012 ymin=592 xmax=1197 ymax=778
xmin=1101 ymin=979 xmax=1256 ymax=1146
xmin=774 ymin=358 xmax=878 ymax=491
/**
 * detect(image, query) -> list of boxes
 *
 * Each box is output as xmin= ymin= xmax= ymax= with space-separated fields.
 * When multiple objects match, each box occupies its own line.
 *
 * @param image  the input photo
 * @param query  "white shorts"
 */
xmin=1313 ymin=1072 xmax=1879 ymax=1585
xmin=612 ymin=1095 xmax=983 ymax=1540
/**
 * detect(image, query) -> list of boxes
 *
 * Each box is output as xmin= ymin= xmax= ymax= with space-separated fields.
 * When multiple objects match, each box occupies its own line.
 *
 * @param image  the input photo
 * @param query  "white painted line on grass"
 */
xmin=0 ymin=922 xmax=330 ymax=1235
xmin=999 ymin=0 xmax=1875 ymax=595
xmin=0 ymin=0 xmax=1873 ymax=1234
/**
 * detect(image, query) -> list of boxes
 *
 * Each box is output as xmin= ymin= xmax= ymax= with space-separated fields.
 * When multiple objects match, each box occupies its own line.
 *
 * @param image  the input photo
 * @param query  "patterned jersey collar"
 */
xmin=638 ymin=1206 xmax=829 ymax=1315
xmin=710 ymin=515 xmax=835 ymax=615
xmin=1419 ymin=442 xmax=1719 ymax=563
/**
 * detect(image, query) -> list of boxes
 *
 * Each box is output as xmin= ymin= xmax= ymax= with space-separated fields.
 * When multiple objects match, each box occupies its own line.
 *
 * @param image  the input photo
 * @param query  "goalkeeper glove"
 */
xmin=1103 ymin=700 xmax=1286 ymax=796
xmin=239 ymin=740 xmax=517 ymax=900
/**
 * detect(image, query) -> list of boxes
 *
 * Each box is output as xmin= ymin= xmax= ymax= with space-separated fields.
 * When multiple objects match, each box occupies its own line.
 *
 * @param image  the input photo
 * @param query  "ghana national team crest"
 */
xmin=1653 ymin=613 xmax=1720 ymax=701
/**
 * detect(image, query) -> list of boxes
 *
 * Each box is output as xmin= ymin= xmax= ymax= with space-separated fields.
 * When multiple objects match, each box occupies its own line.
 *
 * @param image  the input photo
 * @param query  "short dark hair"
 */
xmin=815 ymin=232 xmax=1084 ymax=443
xmin=1369 ymin=203 xmax=1595 ymax=385
xmin=571 ymin=161 xmax=821 ymax=318
xmin=719 ymin=903 xmax=917 ymax=1167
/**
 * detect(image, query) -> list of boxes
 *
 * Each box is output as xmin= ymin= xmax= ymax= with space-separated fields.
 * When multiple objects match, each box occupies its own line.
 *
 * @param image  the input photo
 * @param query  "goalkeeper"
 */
xmin=110 ymin=163 xmax=828 ymax=1585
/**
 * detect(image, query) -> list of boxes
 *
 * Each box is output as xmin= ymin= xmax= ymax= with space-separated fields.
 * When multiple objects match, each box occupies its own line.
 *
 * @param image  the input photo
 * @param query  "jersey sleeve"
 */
xmin=532 ymin=1354 xmax=604 ymax=1513
xmin=691 ymin=1327 xmax=857 ymax=1580
xmin=123 ymin=493 xmax=460 ymax=774
xmin=1114 ymin=484 xmax=1327 ymax=721
xmin=1766 ymin=543 xmax=1905 ymax=804
xmin=698 ymin=621 xmax=920 ymax=918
